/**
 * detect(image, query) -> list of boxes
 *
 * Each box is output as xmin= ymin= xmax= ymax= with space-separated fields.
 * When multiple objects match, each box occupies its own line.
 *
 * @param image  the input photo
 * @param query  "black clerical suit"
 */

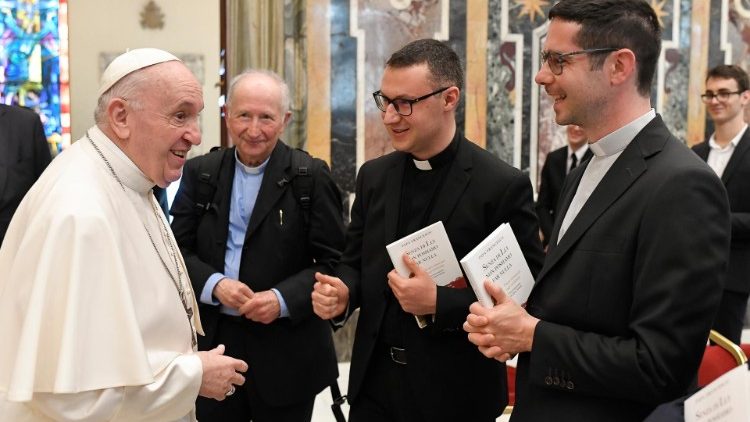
xmin=0 ymin=104 xmax=51 ymax=246
xmin=692 ymin=130 xmax=750 ymax=344
xmin=171 ymin=141 xmax=345 ymax=421
xmin=336 ymin=133 xmax=545 ymax=422
xmin=512 ymin=116 xmax=731 ymax=422
xmin=536 ymin=145 xmax=592 ymax=246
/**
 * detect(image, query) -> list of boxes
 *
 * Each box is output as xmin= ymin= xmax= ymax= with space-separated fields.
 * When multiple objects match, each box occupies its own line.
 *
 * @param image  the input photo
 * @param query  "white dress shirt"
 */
xmin=707 ymin=124 xmax=746 ymax=178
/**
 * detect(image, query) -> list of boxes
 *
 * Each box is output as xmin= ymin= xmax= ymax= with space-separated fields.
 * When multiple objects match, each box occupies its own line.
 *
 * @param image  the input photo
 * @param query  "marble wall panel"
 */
xmin=354 ymin=0 xmax=448 ymax=163
xmin=296 ymin=1 xmax=750 ymax=214
xmin=330 ymin=0 xmax=358 ymax=199
xmin=299 ymin=0 xmax=750 ymax=196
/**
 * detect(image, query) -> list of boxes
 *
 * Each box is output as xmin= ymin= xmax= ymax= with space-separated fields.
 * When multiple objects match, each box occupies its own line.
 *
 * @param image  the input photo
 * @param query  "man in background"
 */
xmin=0 ymin=104 xmax=51 ymax=246
xmin=312 ymin=39 xmax=544 ymax=422
xmin=171 ymin=69 xmax=344 ymax=422
xmin=0 ymin=48 xmax=247 ymax=421
xmin=535 ymin=124 xmax=591 ymax=247
xmin=693 ymin=64 xmax=750 ymax=344
xmin=464 ymin=1 xmax=730 ymax=421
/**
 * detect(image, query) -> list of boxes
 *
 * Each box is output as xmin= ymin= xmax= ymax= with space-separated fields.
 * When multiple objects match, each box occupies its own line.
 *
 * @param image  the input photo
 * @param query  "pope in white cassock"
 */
xmin=0 ymin=48 xmax=248 ymax=421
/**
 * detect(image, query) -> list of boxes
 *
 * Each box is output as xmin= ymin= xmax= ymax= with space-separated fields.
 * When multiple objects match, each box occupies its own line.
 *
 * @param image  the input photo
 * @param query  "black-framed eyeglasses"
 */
xmin=701 ymin=90 xmax=744 ymax=103
xmin=540 ymin=48 xmax=619 ymax=75
xmin=372 ymin=86 xmax=450 ymax=116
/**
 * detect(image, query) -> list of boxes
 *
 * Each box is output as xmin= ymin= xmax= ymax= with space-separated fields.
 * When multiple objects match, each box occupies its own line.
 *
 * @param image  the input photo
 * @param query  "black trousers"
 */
xmin=712 ymin=290 xmax=750 ymax=345
xmin=348 ymin=342 xmax=496 ymax=422
xmin=348 ymin=343 xmax=425 ymax=422
xmin=196 ymin=316 xmax=315 ymax=422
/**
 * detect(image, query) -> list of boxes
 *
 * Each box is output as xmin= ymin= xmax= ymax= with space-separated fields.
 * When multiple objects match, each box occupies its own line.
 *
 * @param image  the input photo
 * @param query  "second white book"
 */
xmin=460 ymin=223 xmax=535 ymax=308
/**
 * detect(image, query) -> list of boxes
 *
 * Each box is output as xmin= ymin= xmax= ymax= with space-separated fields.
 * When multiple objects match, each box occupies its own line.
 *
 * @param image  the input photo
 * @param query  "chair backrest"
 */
xmin=697 ymin=330 xmax=749 ymax=387
xmin=507 ymin=365 xmax=516 ymax=404
xmin=742 ymin=344 xmax=750 ymax=362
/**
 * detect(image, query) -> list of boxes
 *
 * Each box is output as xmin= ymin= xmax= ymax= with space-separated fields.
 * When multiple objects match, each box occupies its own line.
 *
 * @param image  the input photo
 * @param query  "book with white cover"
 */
xmin=386 ymin=221 xmax=465 ymax=288
xmin=685 ymin=365 xmax=750 ymax=422
xmin=386 ymin=221 xmax=465 ymax=327
xmin=460 ymin=223 xmax=534 ymax=308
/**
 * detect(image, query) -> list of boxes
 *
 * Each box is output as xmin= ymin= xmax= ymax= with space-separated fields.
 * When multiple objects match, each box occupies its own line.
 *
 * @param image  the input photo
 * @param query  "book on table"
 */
xmin=386 ymin=221 xmax=465 ymax=328
xmin=459 ymin=222 xmax=535 ymax=308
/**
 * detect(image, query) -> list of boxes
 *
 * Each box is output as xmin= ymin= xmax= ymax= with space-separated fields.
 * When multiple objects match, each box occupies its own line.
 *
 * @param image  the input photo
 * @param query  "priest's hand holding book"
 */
xmin=312 ymin=272 xmax=350 ymax=320
xmin=463 ymin=281 xmax=540 ymax=362
xmin=387 ymin=253 xmax=438 ymax=315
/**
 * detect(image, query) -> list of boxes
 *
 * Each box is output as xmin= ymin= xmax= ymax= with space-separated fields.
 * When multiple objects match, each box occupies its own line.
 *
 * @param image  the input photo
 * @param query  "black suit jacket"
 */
xmin=0 ymin=105 xmax=51 ymax=246
xmin=336 ymin=134 xmax=545 ymax=421
xmin=171 ymin=142 xmax=345 ymax=406
xmin=512 ymin=116 xmax=731 ymax=422
xmin=536 ymin=145 xmax=593 ymax=246
xmin=692 ymin=131 xmax=750 ymax=294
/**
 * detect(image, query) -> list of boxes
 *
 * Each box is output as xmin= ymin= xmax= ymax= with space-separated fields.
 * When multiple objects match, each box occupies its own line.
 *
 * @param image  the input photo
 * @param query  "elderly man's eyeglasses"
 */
xmin=372 ymin=87 xmax=450 ymax=116
xmin=701 ymin=90 xmax=744 ymax=103
xmin=540 ymin=48 xmax=619 ymax=75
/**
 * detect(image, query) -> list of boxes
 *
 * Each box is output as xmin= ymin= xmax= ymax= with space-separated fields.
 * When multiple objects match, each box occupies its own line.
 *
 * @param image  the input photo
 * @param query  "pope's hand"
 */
xmin=213 ymin=278 xmax=254 ymax=309
xmin=196 ymin=344 xmax=248 ymax=401
xmin=311 ymin=272 xmax=349 ymax=320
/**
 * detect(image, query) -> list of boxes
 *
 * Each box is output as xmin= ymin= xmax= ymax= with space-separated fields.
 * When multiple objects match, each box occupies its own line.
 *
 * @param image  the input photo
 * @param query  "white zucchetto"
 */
xmin=98 ymin=48 xmax=180 ymax=96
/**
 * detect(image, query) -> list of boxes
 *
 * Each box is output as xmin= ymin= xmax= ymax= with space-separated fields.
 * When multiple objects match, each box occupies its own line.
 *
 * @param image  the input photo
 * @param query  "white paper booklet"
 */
xmin=386 ymin=221 xmax=464 ymax=288
xmin=685 ymin=365 xmax=750 ymax=422
xmin=460 ymin=223 xmax=534 ymax=308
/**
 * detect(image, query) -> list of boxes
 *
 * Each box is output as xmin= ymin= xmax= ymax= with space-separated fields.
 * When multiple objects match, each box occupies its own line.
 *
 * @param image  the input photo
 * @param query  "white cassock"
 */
xmin=0 ymin=126 xmax=205 ymax=421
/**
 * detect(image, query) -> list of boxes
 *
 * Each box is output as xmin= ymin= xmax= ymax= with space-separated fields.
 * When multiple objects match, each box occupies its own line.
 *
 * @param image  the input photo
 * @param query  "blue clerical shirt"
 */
xmin=199 ymin=150 xmax=289 ymax=317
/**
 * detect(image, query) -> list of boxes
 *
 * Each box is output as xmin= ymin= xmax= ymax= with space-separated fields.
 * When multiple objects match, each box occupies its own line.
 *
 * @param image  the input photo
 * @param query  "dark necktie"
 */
xmin=569 ymin=153 xmax=578 ymax=173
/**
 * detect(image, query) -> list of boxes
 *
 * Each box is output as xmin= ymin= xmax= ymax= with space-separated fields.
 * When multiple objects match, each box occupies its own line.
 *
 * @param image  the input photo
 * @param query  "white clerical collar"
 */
xmin=709 ymin=124 xmax=747 ymax=151
xmin=589 ymin=109 xmax=656 ymax=157
xmin=413 ymin=159 xmax=432 ymax=171
xmin=88 ymin=125 xmax=155 ymax=194
xmin=234 ymin=149 xmax=270 ymax=175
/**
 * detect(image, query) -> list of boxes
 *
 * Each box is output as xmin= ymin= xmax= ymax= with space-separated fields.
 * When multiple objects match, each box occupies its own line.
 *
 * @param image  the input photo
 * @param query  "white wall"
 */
xmin=67 ymin=0 xmax=221 ymax=155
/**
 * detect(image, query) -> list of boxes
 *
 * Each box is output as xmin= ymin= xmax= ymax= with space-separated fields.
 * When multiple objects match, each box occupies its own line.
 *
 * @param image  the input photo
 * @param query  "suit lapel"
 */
xmin=0 ymin=107 xmax=8 ymax=195
xmin=546 ymin=162 xmax=586 ymax=248
xmin=0 ymin=106 xmax=9 ymax=161
xmin=550 ymin=149 xmax=567 ymax=187
xmin=383 ymin=156 xmax=406 ymax=244
xmin=720 ymin=129 xmax=750 ymax=185
xmin=244 ymin=142 xmax=291 ymax=241
xmin=693 ymin=142 xmax=710 ymax=161
xmin=537 ymin=117 xmax=668 ymax=282
xmin=582 ymin=147 xmax=594 ymax=163
xmin=428 ymin=138 xmax=471 ymax=225
xmin=211 ymin=148 xmax=236 ymax=268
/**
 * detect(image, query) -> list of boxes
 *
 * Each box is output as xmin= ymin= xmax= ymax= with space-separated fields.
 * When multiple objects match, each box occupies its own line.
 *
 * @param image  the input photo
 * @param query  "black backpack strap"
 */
xmin=329 ymin=382 xmax=347 ymax=422
xmin=289 ymin=148 xmax=315 ymax=229
xmin=193 ymin=146 xmax=226 ymax=216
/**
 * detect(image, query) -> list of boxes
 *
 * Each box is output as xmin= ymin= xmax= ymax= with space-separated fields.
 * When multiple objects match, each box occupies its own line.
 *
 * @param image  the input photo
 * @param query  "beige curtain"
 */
xmin=225 ymin=0 xmax=305 ymax=148
xmin=226 ymin=0 xmax=285 ymax=78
